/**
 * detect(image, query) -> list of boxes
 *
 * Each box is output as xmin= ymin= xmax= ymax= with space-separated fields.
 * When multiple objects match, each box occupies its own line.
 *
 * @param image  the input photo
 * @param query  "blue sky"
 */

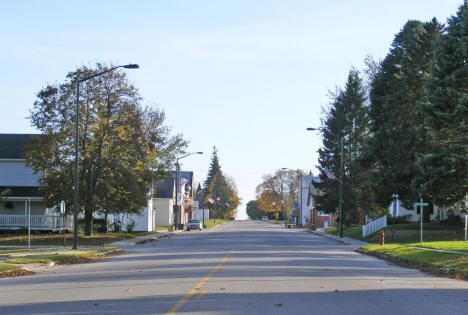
xmin=0 ymin=0 xmax=463 ymax=218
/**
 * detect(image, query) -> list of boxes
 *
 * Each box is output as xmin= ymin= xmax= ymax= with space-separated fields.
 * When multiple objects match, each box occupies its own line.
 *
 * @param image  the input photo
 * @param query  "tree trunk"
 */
xmin=84 ymin=208 xmax=93 ymax=236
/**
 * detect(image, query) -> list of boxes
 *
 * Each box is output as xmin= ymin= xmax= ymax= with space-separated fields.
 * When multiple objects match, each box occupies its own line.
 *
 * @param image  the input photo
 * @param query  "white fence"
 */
xmin=362 ymin=215 xmax=387 ymax=237
xmin=0 ymin=215 xmax=73 ymax=230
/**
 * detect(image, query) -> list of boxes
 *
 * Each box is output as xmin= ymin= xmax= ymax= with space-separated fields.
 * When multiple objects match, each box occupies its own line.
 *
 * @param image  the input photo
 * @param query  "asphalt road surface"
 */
xmin=1 ymin=221 xmax=467 ymax=314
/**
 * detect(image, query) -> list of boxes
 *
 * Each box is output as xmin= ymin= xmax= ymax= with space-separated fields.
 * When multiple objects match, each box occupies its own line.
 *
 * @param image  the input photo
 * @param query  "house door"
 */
xmin=324 ymin=220 xmax=329 ymax=228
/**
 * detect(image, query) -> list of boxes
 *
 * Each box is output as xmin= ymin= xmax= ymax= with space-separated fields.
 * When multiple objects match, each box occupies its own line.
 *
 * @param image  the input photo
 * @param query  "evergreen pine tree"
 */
xmin=314 ymin=69 xmax=369 ymax=225
xmin=202 ymin=147 xmax=240 ymax=219
xmin=418 ymin=3 xmax=468 ymax=206
xmin=202 ymin=146 xmax=221 ymax=197
xmin=366 ymin=19 xmax=442 ymax=208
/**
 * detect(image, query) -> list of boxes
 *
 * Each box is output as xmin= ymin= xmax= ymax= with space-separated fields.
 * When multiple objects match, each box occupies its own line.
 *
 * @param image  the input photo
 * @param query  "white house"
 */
xmin=107 ymin=197 xmax=156 ymax=232
xmin=192 ymin=197 xmax=210 ymax=222
xmin=0 ymin=134 xmax=71 ymax=230
xmin=293 ymin=175 xmax=315 ymax=227
xmin=389 ymin=197 xmax=466 ymax=223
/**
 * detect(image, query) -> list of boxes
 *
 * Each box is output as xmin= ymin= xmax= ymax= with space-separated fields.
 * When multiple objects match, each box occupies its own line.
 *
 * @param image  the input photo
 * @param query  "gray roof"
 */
xmin=0 ymin=134 xmax=41 ymax=159
xmin=154 ymin=171 xmax=194 ymax=199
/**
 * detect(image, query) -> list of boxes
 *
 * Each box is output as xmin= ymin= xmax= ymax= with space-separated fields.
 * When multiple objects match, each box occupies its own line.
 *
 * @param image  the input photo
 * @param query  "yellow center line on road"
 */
xmin=166 ymin=249 xmax=234 ymax=315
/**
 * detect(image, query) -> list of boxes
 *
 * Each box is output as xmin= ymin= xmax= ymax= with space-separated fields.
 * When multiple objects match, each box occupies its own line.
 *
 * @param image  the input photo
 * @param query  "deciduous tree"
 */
xmin=26 ymin=64 xmax=186 ymax=235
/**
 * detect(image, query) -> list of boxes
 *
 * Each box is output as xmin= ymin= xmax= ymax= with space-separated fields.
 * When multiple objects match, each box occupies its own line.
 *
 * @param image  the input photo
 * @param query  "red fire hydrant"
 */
xmin=378 ymin=230 xmax=385 ymax=246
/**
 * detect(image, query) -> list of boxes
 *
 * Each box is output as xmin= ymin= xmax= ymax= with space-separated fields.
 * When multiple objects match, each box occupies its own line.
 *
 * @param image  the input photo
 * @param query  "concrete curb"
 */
xmin=110 ymin=231 xmax=179 ymax=247
xmin=209 ymin=222 xmax=228 ymax=230
xmin=306 ymin=229 xmax=369 ymax=246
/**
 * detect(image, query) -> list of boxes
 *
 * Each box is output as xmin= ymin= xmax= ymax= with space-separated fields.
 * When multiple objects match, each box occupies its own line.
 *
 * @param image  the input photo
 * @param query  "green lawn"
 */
xmin=0 ymin=248 xmax=62 ymax=256
xmin=360 ymin=244 xmax=468 ymax=279
xmin=203 ymin=219 xmax=228 ymax=229
xmin=323 ymin=224 xmax=465 ymax=244
xmin=323 ymin=226 xmax=367 ymax=241
xmin=4 ymin=248 xmax=119 ymax=264
xmin=0 ymin=263 xmax=20 ymax=272
xmin=0 ymin=231 xmax=158 ymax=247
xmin=411 ymin=241 xmax=468 ymax=253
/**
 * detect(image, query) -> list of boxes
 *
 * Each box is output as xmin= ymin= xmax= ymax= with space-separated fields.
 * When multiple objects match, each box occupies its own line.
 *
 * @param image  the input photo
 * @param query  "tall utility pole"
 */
xmin=73 ymin=63 xmax=139 ymax=249
xmin=280 ymin=177 xmax=284 ymax=220
xmin=338 ymin=136 xmax=344 ymax=238
xmin=174 ymin=161 xmax=180 ymax=229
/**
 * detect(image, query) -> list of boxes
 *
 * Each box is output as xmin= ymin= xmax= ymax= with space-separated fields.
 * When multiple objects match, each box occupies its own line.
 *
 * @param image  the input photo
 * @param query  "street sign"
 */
xmin=415 ymin=202 xmax=429 ymax=207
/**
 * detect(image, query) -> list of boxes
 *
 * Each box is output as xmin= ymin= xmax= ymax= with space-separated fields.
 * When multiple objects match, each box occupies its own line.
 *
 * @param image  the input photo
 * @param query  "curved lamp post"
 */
xmin=282 ymin=168 xmax=303 ymax=228
xmin=174 ymin=152 xmax=203 ymax=230
xmin=73 ymin=64 xmax=139 ymax=249
xmin=307 ymin=127 xmax=344 ymax=238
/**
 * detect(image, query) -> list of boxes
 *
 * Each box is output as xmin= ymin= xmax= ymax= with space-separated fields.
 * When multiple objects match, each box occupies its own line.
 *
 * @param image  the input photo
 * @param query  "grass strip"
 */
xmin=0 ymin=232 xmax=158 ymax=246
xmin=0 ymin=263 xmax=20 ymax=272
xmin=360 ymin=244 xmax=468 ymax=280
xmin=203 ymin=219 xmax=228 ymax=229
xmin=410 ymin=241 xmax=468 ymax=253
xmin=0 ymin=248 xmax=62 ymax=256
xmin=324 ymin=226 xmax=465 ymax=244
xmin=4 ymin=248 xmax=121 ymax=265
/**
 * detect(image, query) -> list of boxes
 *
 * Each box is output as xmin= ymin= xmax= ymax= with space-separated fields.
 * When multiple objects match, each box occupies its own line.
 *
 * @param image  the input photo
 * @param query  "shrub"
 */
xmin=93 ymin=218 xmax=107 ymax=233
xmin=440 ymin=215 xmax=462 ymax=227
xmin=126 ymin=219 xmax=136 ymax=233
xmin=387 ymin=214 xmax=411 ymax=225
xmin=111 ymin=220 xmax=121 ymax=233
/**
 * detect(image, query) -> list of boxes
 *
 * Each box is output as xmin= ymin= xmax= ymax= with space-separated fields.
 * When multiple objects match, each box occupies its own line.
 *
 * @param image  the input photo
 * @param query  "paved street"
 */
xmin=1 ymin=221 xmax=467 ymax=314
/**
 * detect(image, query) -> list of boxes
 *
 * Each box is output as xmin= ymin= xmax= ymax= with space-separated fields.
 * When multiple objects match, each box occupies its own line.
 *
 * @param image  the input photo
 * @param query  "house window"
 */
xmin=4 ymin=201 xmax=14 ymax=209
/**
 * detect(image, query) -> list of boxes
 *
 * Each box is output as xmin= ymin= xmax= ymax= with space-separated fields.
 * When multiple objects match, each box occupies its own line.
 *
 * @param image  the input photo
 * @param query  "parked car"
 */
xmin=261 ymin=216 xmax=268 ymax=221
xmin=187 ymin=219 xmax=203 ymax=231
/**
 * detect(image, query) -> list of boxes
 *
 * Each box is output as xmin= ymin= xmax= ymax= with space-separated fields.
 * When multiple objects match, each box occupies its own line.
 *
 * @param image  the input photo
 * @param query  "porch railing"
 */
xmin=0 ymin=215 xmax=73 ymax=230
xmin=362 ymin=215 xmax=387 ymax=237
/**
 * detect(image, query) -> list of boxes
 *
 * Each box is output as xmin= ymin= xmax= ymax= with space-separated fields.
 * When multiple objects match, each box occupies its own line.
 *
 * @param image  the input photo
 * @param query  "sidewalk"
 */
xmin=0 ymin=229 xmax=185 ymax=250
xmin=306 ymin=228 xmax=369 ymax=247
xmin=308 ymin=229 xmax=468 ymax=256
xmin=110 ymin=229 xmax=184 ymax=247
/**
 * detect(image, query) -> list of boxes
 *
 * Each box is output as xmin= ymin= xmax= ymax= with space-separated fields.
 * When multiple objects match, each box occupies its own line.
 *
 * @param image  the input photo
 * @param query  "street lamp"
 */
xmin=391 ymin=194 xmax=399 ymax=242
xmin=73 ymin=64 xmax=139 ymax=249
xmin=307 ymin=127 xmax=344 ymax=238
xmin=282 ymin=168 xmax=303 ymax=228
xmin=174 ymin=152 xmax=203 ymax=230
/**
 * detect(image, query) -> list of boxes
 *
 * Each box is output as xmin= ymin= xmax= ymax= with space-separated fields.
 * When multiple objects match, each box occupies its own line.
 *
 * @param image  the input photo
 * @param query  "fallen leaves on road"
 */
xmin=0 ymin=268 xmax=36 ymax=278
xmin=275 ymin=303 xmax=283 ymax=307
